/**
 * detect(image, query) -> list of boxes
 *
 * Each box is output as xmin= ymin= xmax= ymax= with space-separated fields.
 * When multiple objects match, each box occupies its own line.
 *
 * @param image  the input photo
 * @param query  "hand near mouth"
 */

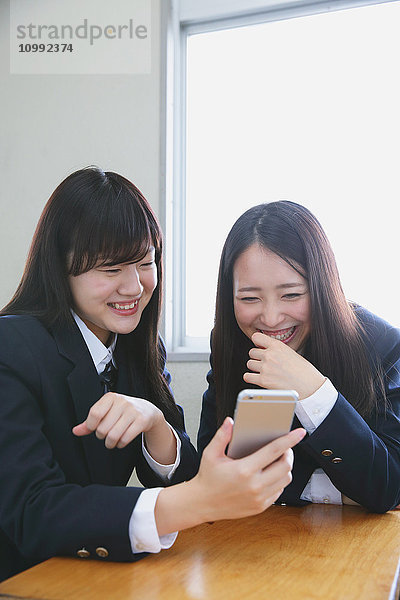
xmin=244 ymin=332 xmax=325 ymax=400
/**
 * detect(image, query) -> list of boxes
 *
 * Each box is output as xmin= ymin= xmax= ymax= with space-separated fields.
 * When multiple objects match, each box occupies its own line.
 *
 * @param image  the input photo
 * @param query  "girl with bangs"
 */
xmin=198 ymin=201 xmax=400 ymax=513
xmin=0 ymin=168 xmax=305 ymax=581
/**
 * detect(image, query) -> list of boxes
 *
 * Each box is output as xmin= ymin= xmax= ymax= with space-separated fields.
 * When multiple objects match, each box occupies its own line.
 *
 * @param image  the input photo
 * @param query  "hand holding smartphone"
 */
xmin=227 ymin=389 xmax=299 ymax=459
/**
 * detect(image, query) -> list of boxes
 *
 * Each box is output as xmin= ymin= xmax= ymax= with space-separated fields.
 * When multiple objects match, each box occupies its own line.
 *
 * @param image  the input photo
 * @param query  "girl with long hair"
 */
xmin=0 ymin=169 xmax=305 ymax=581
xmin=198 ymin=201 xmax=400 ymax=512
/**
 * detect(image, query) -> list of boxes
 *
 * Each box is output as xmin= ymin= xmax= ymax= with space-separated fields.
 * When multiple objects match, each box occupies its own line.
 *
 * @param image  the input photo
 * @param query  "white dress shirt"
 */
xmin=296 ymin=378 xmax=342 ymax=504
xmin=72 ymin=312 xmax=181 ymax=553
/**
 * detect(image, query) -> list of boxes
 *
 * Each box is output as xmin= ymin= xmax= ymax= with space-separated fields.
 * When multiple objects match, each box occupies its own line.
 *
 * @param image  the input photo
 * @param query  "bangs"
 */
xmin=65 ymin=174 xmax=160 ymax=276
xmin=255 ymin=207 xmax=308 ymax=278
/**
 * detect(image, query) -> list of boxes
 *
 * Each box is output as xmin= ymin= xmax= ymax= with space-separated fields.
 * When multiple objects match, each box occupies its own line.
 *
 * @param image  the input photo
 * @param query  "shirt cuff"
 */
xmin=300 ymin=469 xmax=342 ymax=505
xmin=142 ymin=425 xmax=181 ymax=481
xmin=129 ymin=488 xmax=178 ymax=553
xmin=295 ymin=378 xmax=338 ymax=434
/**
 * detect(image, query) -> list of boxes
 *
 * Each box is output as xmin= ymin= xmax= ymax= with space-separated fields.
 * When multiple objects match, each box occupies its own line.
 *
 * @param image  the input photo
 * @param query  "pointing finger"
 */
xmin=72 ymin=422 xmax=93 ymax=437
xmin=85 ymin=394 xmax=114 ymax=432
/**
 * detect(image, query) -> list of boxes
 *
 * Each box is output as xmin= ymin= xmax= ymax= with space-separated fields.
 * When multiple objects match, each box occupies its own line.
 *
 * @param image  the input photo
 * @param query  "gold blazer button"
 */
xmin=77 ymin=548 xmax=90 ymax=558
xmin=321 ymin=449 xmax=333 ymax=456
xmin=96 ymin=547 xmax=109 ymax=558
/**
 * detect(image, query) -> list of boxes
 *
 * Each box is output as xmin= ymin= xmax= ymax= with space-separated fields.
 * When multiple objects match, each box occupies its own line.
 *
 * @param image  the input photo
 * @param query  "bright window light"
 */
xmin=185 ymin=1 xmax=400 ymax=343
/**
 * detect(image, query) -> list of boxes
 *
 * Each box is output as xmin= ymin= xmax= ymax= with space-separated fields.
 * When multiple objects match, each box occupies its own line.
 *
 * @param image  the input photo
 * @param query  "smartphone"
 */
xmin=227 ymin=389 xmax=299 ymax=459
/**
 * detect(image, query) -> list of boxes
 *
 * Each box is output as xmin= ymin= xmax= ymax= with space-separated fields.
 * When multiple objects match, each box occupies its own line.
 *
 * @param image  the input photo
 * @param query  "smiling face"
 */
xmin=68 ymin=248 xmax=157 ymax=345
xmin=233 ymin=244 xmax=311 ymax=352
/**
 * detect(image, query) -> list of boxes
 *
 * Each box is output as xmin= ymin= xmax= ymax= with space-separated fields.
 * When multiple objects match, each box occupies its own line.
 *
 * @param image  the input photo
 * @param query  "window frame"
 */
xmin=162 ymin=0 xmax=397 ymax=360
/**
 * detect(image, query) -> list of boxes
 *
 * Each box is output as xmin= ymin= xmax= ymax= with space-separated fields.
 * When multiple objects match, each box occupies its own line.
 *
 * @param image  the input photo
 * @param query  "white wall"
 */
xmin=0 ymin=0 xmax=162 ymax=307
xmin=0 ymin=0 xmax=207 ymax=450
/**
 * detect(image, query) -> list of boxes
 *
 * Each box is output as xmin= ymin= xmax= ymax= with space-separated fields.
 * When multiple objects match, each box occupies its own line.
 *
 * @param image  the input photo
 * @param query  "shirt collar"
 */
xmin=72 ymin=311 xmax=117 ymax=374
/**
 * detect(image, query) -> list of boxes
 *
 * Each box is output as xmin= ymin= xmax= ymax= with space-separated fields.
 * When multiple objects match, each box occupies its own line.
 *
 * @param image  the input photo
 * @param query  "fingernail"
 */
xmin=223 ymin=417 xmax=233 ymax=429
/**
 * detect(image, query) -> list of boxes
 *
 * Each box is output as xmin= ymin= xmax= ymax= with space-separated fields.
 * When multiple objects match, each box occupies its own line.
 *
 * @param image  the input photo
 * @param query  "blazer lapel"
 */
xmin=51 ymin=321 xmax=117 ymax=484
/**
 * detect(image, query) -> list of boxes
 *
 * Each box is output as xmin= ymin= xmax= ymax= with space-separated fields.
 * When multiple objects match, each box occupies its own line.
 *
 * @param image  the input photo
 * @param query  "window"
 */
xmin=166 ymin=0 xmax=400 ymax=358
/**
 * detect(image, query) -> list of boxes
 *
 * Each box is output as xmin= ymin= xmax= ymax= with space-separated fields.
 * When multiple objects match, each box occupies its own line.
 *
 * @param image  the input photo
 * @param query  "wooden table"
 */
xmin=1 ymin=505 xmax=399 ymax=600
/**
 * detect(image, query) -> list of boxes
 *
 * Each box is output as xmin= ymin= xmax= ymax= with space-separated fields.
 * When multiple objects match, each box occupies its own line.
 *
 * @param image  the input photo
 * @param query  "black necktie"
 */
xmin=99 ymin=360 xmax=117 ymax=393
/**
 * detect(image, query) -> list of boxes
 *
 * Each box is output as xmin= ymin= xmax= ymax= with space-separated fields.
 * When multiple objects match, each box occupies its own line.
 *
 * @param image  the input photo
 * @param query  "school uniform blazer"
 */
xmin=197 ymin=306 xmax=400 ymax=513
xmin=0 ymin=315 xmax=199 ymax=582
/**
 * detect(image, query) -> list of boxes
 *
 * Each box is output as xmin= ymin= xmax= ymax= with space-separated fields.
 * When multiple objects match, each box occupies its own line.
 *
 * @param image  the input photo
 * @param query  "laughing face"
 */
xmin=68 ymin=248 xmax=157 ymax=345
xmin=233 ymin=244 xmax=311 ymax=352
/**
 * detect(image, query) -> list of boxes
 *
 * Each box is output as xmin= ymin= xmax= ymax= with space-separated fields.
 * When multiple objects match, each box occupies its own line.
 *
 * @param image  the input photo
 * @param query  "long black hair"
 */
xmin=1 ymin=167 xmax=183 ymax=428
xmin=212 ymin=201 xmax=385 ymax=425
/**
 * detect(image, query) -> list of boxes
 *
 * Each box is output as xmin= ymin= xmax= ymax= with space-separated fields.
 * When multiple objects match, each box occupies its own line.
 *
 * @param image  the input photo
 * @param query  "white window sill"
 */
xmin=167 ymin=351 xmax=210 ymax=362
xmin=166 ymin=338 xmax=210 ymax=362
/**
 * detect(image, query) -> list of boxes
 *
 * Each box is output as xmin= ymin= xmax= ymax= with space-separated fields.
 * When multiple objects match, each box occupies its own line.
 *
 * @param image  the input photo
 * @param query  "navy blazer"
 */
xmin=197 ymin=307 xmax=400 ymax=513
xmin=0 ymin=315 xmax=199 ymax=582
